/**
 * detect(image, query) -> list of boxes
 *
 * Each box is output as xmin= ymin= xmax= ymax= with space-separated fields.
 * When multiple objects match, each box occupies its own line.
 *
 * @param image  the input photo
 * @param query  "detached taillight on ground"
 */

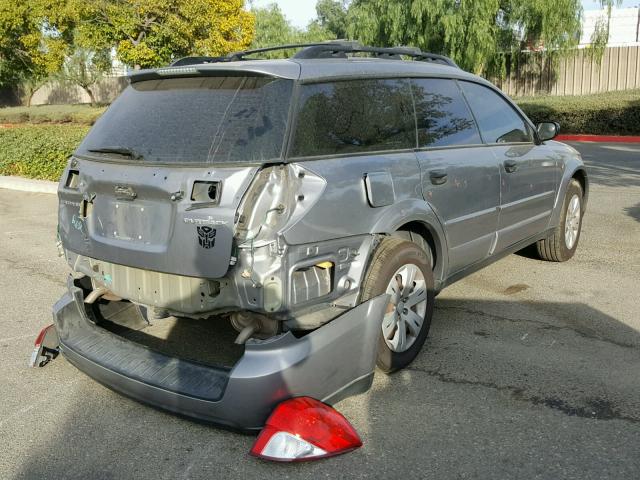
xmin=250 ymin=397 xmax=362 ymax=462
xmin=29 ymin=324 xmax=59 ymax=368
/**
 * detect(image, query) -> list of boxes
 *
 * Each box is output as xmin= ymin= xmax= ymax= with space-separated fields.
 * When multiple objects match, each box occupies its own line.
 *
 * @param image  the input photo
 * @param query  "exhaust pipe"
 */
xmin=84 ymin=286 xmax=121 ymax=304
xmin=84 ymin=286 xmax=110 ymax=304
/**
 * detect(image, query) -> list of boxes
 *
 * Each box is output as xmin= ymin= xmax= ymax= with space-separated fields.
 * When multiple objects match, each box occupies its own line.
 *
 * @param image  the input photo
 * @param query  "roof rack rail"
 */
xmin=170 ymin=42 xmax=352 ymax=67
xmin=170 ymin=42 xmax=459 ymax=68
xmin=227 ymin=41 xmax=357 ymax=61
xmin=293 ymin=44 xmax=458 ymax=67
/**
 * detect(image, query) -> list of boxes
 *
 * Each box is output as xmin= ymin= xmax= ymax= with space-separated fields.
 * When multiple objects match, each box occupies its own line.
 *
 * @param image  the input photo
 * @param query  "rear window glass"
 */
xmin=76 ymin=76 xmax=293 ymax=164
xmin=412 ymin=78 xmax=482 ymax=148
xmin=290 ymin=79 xmax=416 ymax=157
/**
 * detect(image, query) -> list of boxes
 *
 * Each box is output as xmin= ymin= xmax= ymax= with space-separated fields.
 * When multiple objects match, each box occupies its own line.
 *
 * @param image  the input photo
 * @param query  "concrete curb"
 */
xmin=557 ymin=134 xmax=640 ymax=143
xmin=0 ymin=175 xmax=58 ymax=194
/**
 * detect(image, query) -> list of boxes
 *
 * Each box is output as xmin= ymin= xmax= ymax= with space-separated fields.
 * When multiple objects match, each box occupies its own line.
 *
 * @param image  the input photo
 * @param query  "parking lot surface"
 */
xmin=0 ymin=142 xmax=638 ymax=479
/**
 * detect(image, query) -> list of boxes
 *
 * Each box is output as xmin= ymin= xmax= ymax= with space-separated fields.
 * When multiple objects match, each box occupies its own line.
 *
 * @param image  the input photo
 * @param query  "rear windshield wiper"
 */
xmin=87 ymin=146 xmax=144 ymax=160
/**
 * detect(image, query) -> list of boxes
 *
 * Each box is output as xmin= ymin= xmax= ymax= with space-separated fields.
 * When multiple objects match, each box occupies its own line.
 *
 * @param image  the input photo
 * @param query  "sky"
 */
xmin=251 ymin=0 xmax=640 ymax=29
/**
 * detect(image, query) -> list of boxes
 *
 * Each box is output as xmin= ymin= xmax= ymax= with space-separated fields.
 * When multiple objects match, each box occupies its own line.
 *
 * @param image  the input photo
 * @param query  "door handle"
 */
xmin=429 ymin=169 xmax=448 ymax=185
xmin=504 ymin=160 xmax=518 ymax=173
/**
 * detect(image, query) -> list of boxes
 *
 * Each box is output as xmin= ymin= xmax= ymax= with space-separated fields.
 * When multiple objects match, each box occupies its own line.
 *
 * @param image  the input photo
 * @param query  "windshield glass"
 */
xmin=76 ymin=76 xmax=294 ymax=164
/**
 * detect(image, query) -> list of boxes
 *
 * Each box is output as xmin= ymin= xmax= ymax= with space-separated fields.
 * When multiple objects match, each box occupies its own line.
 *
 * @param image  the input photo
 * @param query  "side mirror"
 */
xmin=537 ymin=122 xmax=560 ymax=142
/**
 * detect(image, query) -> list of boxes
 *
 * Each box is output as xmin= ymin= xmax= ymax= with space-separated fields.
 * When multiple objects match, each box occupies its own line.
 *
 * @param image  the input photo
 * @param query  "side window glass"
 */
xmin=460 ymin=82 xmax=533 ymax=144
xmin=412 ymin=78 xmax=482 ymax=148
xmin=291 ymin=79 xmax=416 ymax=157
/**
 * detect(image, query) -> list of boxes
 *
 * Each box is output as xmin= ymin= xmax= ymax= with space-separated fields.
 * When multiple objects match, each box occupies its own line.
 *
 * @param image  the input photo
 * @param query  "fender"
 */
xmin=546 ymin=141 xmax=589 ymax=230
xmin=369 ymin=198 xmax=449 ymax=287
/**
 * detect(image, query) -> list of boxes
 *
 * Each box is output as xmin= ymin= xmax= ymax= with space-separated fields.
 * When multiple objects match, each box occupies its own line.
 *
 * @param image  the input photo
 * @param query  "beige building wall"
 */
xmin=491 ymin=45 xmax=640 ymax=97
xmin=30 ymin=77 xmax=128 ymax=105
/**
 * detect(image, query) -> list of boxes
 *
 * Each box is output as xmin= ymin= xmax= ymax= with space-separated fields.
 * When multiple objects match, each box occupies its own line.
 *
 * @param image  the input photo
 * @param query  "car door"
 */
xmin=412 ymin=78 xmax=501 ymax=275
xmin=459 ymin=81 xmax=559 ymax=251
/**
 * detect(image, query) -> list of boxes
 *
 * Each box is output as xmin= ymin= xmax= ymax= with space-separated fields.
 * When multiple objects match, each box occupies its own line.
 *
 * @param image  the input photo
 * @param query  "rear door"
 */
xmin=412 ymin=78 xmax=501 ymax=275
xmin=459 ymin=81 xmax=559 ymax=251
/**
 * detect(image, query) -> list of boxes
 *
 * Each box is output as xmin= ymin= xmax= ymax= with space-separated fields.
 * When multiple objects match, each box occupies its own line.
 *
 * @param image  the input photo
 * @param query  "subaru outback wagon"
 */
xmin=50 ymin=43 xmax=587 ymax=430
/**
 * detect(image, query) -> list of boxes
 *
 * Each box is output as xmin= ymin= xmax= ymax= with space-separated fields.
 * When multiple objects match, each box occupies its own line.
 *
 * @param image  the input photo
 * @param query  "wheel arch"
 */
xmin=572 ymin=168 xmax=589 ymax=211
xmin=395 ymin=220 xmax=437 ymax=262
xmin=548 ymin=166 xmax=589 ymax=230
xmin=369 ymin=199 xmax=449 ymax=289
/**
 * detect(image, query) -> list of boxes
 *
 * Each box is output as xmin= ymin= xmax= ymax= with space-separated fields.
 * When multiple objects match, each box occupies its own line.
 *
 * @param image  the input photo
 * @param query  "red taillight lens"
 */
xmin=29 ymin=324 xmax=59 ymax=368
xmin=250 ymin=397 xmax=362 ymax=462
xmin=34 ymin=324 xmax=54 ymax=347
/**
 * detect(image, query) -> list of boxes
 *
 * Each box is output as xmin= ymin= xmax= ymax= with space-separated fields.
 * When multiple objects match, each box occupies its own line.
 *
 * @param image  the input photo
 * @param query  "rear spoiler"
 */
xmin=128 ymin=63 xmax=300 ymax=83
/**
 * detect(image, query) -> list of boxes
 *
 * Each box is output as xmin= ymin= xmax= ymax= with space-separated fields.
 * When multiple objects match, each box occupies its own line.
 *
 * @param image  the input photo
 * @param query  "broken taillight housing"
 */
xmin=235 ymin=164 xmax=325 ymax=246
xmin=250 ymin=397 xmax=362 ymax=462
xmin=29 ymin=324 xmax=59 ymax=368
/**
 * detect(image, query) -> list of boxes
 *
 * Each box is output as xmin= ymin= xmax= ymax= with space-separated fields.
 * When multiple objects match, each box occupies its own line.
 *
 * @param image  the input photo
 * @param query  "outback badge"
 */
xmin=197 ymin=226 xmax=216 ymax=249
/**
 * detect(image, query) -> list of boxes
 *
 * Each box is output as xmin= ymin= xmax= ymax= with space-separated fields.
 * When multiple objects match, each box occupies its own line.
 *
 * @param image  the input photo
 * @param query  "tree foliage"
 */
xmin=1 ymin=0 xmax=256 ymax=103
xmin=0 ymin=0 xmax=76 ymax=88
xmin=74 ymin=0 xmax=255 ymax=69
xmin=346 ymin=0 xmax=622 ymax=74
xmin=315 ymin=0 xmax=349 ymax=39
xmin=56 ymin=48 xmax=112 ymax=105
xmin=250 ymin=3 xmax=335 ymax=56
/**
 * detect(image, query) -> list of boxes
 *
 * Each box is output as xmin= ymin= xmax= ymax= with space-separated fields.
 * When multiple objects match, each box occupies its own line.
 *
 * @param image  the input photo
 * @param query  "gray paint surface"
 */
xmin=59 ymin=159 xmax=258 ymax=279
xmin=416 ymin=146 xmax=501 ymax=274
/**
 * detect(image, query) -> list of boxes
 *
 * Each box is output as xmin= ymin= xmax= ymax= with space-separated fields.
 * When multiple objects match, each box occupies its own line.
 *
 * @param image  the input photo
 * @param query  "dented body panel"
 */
xmin=59 ymin=159 xmax=258 ymax=279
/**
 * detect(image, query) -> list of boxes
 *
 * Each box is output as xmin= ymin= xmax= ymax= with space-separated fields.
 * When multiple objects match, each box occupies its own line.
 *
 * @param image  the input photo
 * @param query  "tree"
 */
xmin=346 ymin=0 xmax=622 ymax=74
xmin=74 ymin=0 xmax=255 ymax=69
xmin=587 ymin=4 xmax=613 ymax=62
xmin=0 ymin=0 xmax=74 ymax=90
xmin=315 ymin=0 xmax=349 ymax=39
xmin=250 ymin=3 xmax=335 ymax=56
xmin=57 ymin=48 xmax=112 ymax=105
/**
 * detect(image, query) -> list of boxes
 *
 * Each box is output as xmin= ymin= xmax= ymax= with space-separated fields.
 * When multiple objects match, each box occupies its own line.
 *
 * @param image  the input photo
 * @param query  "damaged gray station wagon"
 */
xmin=51 ymin=43 xmax=588 ymax=430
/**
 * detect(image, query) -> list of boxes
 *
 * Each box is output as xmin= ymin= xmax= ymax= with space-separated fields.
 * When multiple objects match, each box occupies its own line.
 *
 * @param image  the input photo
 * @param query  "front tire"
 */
xmin=536 ymin=179 xmax=584 ymax=262
xmin=360 ymin=238 xmax=435 ymax=373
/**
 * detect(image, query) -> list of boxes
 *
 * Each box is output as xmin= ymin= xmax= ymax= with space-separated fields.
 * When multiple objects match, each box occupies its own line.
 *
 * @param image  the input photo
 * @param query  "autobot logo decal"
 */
xmin=197 ymin=226 xmax=216 ymax=249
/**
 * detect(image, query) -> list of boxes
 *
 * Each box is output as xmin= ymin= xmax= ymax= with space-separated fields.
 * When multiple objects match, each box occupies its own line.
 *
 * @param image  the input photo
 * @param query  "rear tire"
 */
xmin=391 ymin=230 xmax=434 ymax=269
xmin=536 ymin=179 xmax=583 ymax=262
xmin=360 ymin=238 xmax=435 ymax=373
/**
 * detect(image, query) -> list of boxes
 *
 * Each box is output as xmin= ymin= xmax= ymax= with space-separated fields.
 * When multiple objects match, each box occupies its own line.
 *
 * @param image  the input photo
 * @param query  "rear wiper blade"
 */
xmin=88 ymin=146 xmax=144 ymax=160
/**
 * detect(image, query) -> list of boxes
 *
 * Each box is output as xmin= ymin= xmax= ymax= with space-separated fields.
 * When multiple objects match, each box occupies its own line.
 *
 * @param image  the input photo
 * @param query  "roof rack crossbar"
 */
xmin=170 ymin=42 xmax=459 ymax=68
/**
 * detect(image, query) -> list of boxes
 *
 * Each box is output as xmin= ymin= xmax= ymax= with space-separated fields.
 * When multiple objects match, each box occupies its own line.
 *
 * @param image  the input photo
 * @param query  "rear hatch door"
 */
xmin=58 ymin=74 xmax=294 ymax=278
xmin=59 ymin=161 xmax=258 ymax=278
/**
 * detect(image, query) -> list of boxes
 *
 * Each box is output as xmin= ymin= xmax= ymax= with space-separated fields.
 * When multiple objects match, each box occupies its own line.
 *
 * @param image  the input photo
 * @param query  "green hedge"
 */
xmin=0 ymin=125 xmax=90 ymax=181
xmin=516 ymin=90 xmax=640 ymax=136
xmin=0 ymin=104 xmax=105 ymax=125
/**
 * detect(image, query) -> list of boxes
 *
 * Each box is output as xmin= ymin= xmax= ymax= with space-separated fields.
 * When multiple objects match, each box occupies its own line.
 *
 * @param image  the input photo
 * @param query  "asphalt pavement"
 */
xmin=0 ymin=142 xmax=638 ymax=479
